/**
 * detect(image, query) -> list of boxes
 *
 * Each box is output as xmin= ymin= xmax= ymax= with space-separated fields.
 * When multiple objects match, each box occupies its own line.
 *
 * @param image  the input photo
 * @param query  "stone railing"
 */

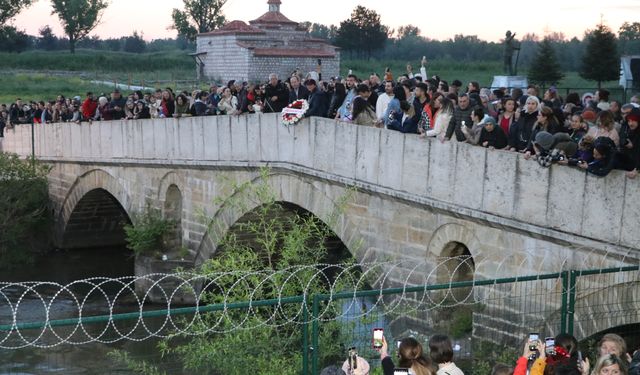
xmin=1 ymin=114 xmax=638 ymax=251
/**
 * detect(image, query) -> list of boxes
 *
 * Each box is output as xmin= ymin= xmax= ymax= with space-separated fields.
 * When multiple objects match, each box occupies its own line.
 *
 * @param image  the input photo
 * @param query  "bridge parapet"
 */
xmin=0 ymin=114 xmax=638 ymax=255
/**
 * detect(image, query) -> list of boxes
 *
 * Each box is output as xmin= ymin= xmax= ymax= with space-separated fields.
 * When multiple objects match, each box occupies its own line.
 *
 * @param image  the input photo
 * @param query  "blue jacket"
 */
xmin=387 ymin=110 xmax=418 ymax=134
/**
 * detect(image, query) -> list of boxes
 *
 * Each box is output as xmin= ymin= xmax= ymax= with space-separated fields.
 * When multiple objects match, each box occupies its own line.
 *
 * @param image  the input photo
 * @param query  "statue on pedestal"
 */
xmin=503 ymin=31 xmax=521 ymax=76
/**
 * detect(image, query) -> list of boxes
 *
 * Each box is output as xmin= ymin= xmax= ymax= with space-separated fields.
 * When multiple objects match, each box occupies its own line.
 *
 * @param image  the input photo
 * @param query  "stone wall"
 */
xmin=248 ymin=54 xmax=340 ymax=82
xmin=196 ymin=35 xmax=251 ymax=82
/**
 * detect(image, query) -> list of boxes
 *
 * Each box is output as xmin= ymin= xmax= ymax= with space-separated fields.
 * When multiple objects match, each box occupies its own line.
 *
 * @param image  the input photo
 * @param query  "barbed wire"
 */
xmin=0 ymin=250 xmax=638 ymax=350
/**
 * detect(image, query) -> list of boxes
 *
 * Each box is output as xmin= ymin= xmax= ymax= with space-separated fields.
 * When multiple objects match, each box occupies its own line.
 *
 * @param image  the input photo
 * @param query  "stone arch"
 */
xmin=163 ymin=184 xmax=183 ymax=251
xmin=56 ymin=169 xmax=132 ymax=246
xmin=194 ymin=172 xmax=361 ymax=266
xmin=157 ymin=172 xmax=184 ymax=204
xmin=571 ymin=280 xmax=640 ymax=340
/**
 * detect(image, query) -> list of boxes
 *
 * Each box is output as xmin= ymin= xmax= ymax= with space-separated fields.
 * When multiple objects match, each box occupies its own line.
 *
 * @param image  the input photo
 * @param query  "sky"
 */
xmin=11 ymin=0 xmax=640 ymax=42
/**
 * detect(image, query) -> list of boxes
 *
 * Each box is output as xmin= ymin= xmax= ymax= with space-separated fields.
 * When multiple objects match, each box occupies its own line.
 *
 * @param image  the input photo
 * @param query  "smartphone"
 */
xmin=577 ymin=351 xmax=583 ymax=370
xmin=529 ymin=333 xmax=539 ymax=351
xmin=373 ymin=328 xmax=384 ymax=349
xmin=545 ymin=337 xmax=556 ymax=355
xmin=348 ymin=347 xmax=358 ymax=369
xmin=394 ymin=369 xmax=410 ymax=375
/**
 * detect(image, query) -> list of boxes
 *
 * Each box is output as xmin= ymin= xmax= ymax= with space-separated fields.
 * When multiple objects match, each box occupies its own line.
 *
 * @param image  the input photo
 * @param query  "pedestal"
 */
xmin=491 ymin=76 xmax=528 ymax=89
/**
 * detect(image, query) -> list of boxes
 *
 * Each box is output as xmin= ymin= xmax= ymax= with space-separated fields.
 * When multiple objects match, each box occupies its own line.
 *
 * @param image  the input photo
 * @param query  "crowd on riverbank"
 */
xmin=330 ymin=331 xmax=639 ymax=375
xmin=1 ymin=68 xmax=640 ymax=178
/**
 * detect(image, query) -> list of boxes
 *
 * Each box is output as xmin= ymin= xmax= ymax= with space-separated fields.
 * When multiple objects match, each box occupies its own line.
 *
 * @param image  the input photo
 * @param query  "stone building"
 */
xmin=194 ymin=0 xmax=340 ymax=83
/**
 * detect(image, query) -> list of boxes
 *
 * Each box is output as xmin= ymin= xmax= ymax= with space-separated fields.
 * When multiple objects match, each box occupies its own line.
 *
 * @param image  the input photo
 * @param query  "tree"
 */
xmin=618 ymin=21 xmax=640 ymax=54
xmin=0 ymin=0 xmax=33 ymax=26
xmin=0 ymin=153 xmax=51 ymax=269
xmin=51 ymin=0 xmax=109 ymax=53
xmin=37 ymin=25 xmax=58 ymax=50
xmin=171 ymin=0 xmax=226 ymax=43
xmin=123 ymin=31 xmax=146 ymax=53
xmin=0 ymin=25 xmax=31 ymax=52
xmin=528 ymin=37 xmax=564 ymax=87
xmin=335 ymin=5 xmax=389 ymax=59
xmin=397 ymin=24 xmax=420 ymax=39
xmin=580 ymin=23 xmax=620 ymax=89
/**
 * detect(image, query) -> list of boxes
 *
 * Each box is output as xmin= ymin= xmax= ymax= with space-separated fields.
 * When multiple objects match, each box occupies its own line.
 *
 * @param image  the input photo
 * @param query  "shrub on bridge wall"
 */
xmin=0 ymin=153 xmax=51 ymax=269
xmin=124 ymin=207 xmax=175 ymax=258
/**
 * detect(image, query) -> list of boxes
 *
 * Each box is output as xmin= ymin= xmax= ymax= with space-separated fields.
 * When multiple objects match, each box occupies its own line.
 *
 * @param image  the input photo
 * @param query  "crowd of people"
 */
xmin=323 ymin=331 xmax=639 ymax=375
xmin=2 ymin=65 xmax=640 ymax=178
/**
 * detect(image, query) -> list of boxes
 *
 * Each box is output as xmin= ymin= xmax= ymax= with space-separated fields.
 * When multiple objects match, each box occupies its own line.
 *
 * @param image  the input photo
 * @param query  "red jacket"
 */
xmin=82 ymin=99 xmax=98 ymax=120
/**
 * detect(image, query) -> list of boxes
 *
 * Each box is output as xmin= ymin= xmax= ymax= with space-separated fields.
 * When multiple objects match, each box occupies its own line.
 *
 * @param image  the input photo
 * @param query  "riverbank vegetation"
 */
xmin=0 ymin=153 xmax=51 ymax=269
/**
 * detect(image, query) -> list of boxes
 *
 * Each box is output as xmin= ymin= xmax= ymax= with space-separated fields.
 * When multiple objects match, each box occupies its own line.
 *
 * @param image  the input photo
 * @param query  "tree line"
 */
xmin=3 ymin=0 xmax=639 ymax=87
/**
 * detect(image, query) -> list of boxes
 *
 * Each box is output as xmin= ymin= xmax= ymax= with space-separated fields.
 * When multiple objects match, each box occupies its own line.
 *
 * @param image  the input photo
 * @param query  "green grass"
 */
xmin=0 ymin=49 xmax=193 ymax=72
xmin=0 ymin=74 xmax=129 ymax=104
xmin=342 ymin=58 xmax=627 ymax=98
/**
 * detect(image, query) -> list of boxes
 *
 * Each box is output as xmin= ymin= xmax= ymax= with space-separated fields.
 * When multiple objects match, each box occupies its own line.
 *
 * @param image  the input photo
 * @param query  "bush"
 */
xmin=124 ymin=207 xmax=174 ymax=258
xmin=0 ymin=153 xmax=51 ymax=269
xmin=0 ymin=50 xmax=193 ymax=72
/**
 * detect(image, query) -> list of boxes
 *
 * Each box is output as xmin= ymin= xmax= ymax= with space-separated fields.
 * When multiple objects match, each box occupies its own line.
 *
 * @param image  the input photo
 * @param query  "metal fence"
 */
xmin=1 ymin=265 xmax=639 ymax=374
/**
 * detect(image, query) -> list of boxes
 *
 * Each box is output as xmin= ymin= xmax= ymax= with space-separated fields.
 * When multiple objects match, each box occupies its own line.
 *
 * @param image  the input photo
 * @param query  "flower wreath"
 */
xmin=281 ymin=99 xmax=309 ymax=126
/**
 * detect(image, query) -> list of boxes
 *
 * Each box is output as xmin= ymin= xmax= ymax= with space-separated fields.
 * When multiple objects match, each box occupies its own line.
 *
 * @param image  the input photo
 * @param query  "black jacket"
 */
xmin=306 ymin=88 xmax=328 ymax=118
xmin=620 ymin=125 xmax=640 ymax=171
xmin=509 ymin=110 xmax=538 ymax=151
xmin=327 ymin=91 xmax=346 ymax=119
xmin=289 ymin=85 xmax=310 ymax=104
xmin=264 ymin=82 xmax=289 ymax=113
xmin=445 ymin=105 xmax=473 ymax=141
xmin=479 ymin=126 xmax=508 ymax=149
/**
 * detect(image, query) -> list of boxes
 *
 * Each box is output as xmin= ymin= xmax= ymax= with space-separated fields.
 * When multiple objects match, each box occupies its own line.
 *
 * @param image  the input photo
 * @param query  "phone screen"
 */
xmin=373 ymin=328 xmax=384 ymax=349
xmin=545 ymin=338 xmax=555 ymax=355
xmin=394 ymin=369 xmax=410 ymax=375
xmin=529 ymin=333 xmax=539 ymax=350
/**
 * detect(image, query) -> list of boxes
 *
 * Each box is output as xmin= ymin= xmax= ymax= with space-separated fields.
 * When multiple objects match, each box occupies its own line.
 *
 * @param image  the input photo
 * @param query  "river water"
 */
xmin=0 ymin=247 xmax=179 ymax=375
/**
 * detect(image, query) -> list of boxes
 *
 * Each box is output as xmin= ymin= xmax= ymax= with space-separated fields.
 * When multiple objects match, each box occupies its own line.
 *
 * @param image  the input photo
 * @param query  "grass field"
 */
xmin=0 ymin=50 xmax=632 ymax=105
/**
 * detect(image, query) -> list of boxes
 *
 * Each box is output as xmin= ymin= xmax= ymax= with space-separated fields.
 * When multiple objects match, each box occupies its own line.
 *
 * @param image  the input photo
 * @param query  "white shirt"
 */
xmin=437 ymin=362 xmax=465 ymax=375
xmin=376 ymin=93 xmax=393 ymax=121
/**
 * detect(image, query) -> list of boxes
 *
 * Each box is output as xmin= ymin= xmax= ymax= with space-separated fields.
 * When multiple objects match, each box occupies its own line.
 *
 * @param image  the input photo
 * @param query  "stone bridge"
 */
xmin=1 ymin=114 xmax=639 ymax=343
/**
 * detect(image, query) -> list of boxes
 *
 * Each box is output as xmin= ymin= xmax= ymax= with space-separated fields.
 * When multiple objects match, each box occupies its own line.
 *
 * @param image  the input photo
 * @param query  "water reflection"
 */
xmin=0 ymin=247 xmax=172 ymax=375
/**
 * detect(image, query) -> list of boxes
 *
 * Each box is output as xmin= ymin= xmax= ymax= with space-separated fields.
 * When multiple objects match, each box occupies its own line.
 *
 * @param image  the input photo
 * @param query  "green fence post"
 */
xmin=311 ymin=294 xmax=321 ymax=375
xmin=303 ymin=301 xmax=309 ymax=375
xmin=560 ymin=270 xmax=569 ymax=333
xmin=567 ymin=271 xmax=577 ymax=335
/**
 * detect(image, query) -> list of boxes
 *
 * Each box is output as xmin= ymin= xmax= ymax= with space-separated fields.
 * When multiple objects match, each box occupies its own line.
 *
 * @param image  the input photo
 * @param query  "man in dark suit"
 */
xmin=304 ymin=79 xmax=327 ymax=118
xmin=289 ymin=75 xmax=310 ymax=104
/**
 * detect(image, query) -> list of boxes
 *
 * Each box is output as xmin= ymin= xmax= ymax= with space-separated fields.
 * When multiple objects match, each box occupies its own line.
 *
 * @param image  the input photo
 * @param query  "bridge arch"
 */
xmin=57 ymin=169 xmax=132 ymax=249
xmin=194 ymin=172 xmax=362 ymax=266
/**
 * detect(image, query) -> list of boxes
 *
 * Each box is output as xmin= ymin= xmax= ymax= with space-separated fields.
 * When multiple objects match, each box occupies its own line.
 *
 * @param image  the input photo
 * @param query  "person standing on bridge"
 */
xmin=264 ymin=74 xmax=288 ymax=113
